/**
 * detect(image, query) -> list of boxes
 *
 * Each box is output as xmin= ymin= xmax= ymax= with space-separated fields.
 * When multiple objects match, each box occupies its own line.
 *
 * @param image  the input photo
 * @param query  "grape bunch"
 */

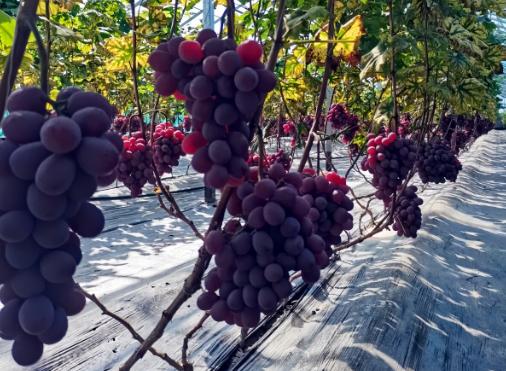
xmin=391 ymin=185 xmax=423 ymax=238
xmin=148 ymin=29 xmax=277 ymax=189
xmin=183 ymin=116 xmax=192 ymax=132
xmin=0 ymin=86 xmax=121 ymax=366
xmin=415 ymin=139 xmax=462 ymax=184
xmin=327 ymin=104 xmax=358 ymax=131
xmin=152 ymin=122 xmax=186 ymax=176
xmin=117 ymin=133 xmax=157 ymax=198
xmin=268 ymin=149 xmax=291 ymax=171
xmin=299 ymin=173 xmax=354 ymax=248
xmin=397 ymin=113 xmax=411 ymax=138
xmin=112 ymin=115 xmax=128 ymax=134
xmin=282 ymin=120 xmax=296 ymax=136
xmin=360 ymin=133 xmax=418 ymax=204
xmin=246 ymin=153 xmax=269 ymax=169
xmin=198 ymin=164 xmax=331 ymax=328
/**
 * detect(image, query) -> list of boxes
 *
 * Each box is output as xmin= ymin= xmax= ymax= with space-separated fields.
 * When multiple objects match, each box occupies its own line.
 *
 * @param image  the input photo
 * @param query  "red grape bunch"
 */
xmin=398 ymin=113 xmax=411 ymax=138
xmin=117 ymin=133 xmax=157 ymax=198
xmin=391 ymin=185 xmax=423 ymax=238
xmin=246 ymin=153 xmax=269 ymax=169
xmin=415 ymin=139 xmax=462 ymax=184
xmin=152 ymin=122 xmax=186 ymax=176
xmin=112 ymin=114 xmax=141 ymax=135
xmin=197 ymin=164 xmax=332 ymax=328
xmin=326 ymin=104 xmax=359 ymax=131
xmin=360 ymin=133 xmax=418 ymax=204
xmin=283 ymin=120 xmax=296 ymax=136
xmin=268 ymin=149 xmax=291 ymax=171
xmin=299 ymin=172 xmax=354 ymax=248
xmin=0 ymin=86 xmax=121 ymax=366
xmin=148 ymin=29 xmax=277 ymax=189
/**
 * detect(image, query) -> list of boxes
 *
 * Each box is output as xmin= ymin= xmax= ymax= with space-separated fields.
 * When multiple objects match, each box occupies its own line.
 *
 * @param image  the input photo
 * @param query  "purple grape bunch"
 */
xmin=0 ymin=86 xmax=121 ymax=366
xmin=361 ymin=133 xmax=418 ymax=205
xmin=197 ymin=164 xmax=333 ymax=328
xmin=391 ymin=185 xmax=423 ymax=238
xmin=299 ymin=174 xmax=354 ymax=249
xmin=148 ymin=29 xmax=277 ymax=189
xmin=415 ymin=139 xmax=462 ymax=184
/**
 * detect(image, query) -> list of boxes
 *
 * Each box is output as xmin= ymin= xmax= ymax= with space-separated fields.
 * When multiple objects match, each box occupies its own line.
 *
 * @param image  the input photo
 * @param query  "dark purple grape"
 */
xmin=0 ymin=298 xmax=23 ymax=339
xmin=7 ymin=87 xmax=47 ymax=115
xmin=0 ymin=210 xmax=34 ymax=243
xmin=11 ymin=332 xmax=44 ymax=366
xmin=171 ymin=59 xmax=192 ymax=78
xmin=56 ymin=86 xmax=81 ymax=101
xmin=197 ymin=291 xmax=219 ymax=311
xmin=231 ymin=232 xmax=252 ymax=256
xmin=8 ymin=141 xmax=51 ymax=180
xmin=72 ymin=107 xmax=111 ymax=137
xmin=190 ymin=76 xmax=214 ymax=100
xmin=203 ymin=38 xmax=227 ymax=57
xmin=27 ymin=184 xmax=67 ymax=221
xmin=272 ymin=278 xmax=292 ymax=299
xmin=75 ymin=137 xmax=119 ymax=177
xmin=234 ymin=67 xmax=258 ymax=92
xmin=196 ymin=29 xmax=217 ymax=45
xmin=11 ymin=267 xmax=46 ymax=298
xmin=5 ymin=238 xmax=42 ymax=270
xmin=205 ymin=164 xmax=228 ymax=189
xmin=41 ymin=116 xmax=82 ymax=154
xmin=37 ymin=306 xmax=68 ymax=344
xmin=242 ymin=284 xmax=258 ymax=308
xmin=215 ymin=244 xmax=235 ymax=268
xmin=2 ymin=111 xmax=45 ymax=144
xmin=67 ymin=92 xmax=113 ymax=119
xmin=33 ymin=219 xmax=70 ymax=249
xmin=227 ymin=288 xmax=245 ymax=311
xmin=202 ymin=56 xmax=221 ymax=79
xmin=264 ymin=263 xmax=283 ymax=283
xmin=208 ymin=140 xmax=232 ymax=165
xmin=217 ymin=75 xmax=237 ymax=98
xmin=0 ymin=174 xmax=29 ymax=211
xmin=284 ymin=235 xmax=304 ymax=256
xmin=252 ymin=231 xmax=273 ymax=256
xmin=249 ymin=266 xmax=267 ymax=288
xmin=19 ymin=295 xmax=55 ymax=335
xmin=218 ymin=51 xmax=243 ymax=75
xmin=205 ymin=230 xmax=224 ymax=255
xmin=192 ymin=99 xmax=215 ymax=122
xmin=248 ymin=206 xmax=266 ymax=229
xmin=254 ymin=178 xmax=276 ymax=200
xmin=258 ymin=287 xmax=277 ymax=311
xmin=35 ymin=154 xmax=76 ymax=195
xmin=235 ymin=91 xmax=259 ymax=116
xmin=40 ymin=251 xmax=76 ymax=284
xmin=214 ymin=103 xmax=239 ymax=126
xmin=297 ymin=249 xmax=316 ymax=271
xmin=256 ymin=69 xmax=277 ymax=92
xmin=263 ymin=202 xmax=285 ymax=226
xmin=67 ymin=201 xmax=104 ymax=238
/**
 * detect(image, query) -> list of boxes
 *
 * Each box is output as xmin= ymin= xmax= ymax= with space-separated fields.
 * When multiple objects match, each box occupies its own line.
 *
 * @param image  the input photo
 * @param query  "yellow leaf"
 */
xmin=285 ymin=57 xmax=303 ymax=77
xmin=105 ymin=37 xmax=133 ymax=57
xmin=37 ymin=0 xmax=64 ymax=16
xmin=154 ymin=187 xmax=161 ymax=194
xmin=334 ymin=1 xmax=345 ymax=22
xmin=305 ymin=15 xmax=366 ymax=66
xmin=213 ymin=0 xmax=227 ymax=7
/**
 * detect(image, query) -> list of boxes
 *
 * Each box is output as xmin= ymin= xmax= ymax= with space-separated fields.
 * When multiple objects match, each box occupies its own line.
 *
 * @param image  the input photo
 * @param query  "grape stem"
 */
xmin=74 ymin=281 xmax=184 ymax=371
xmin=129 ymin=0 xmax=146 ymax=140
xmin=169 ymin=0 xmax=179 ymax=39
xmin=152 ymin=164 xmax=205 ymax=241
xmin=181 ymin=312 xmax=210 ymax=369
xmin=297 ymin=1 xmax=335 ymax=172
xmin=119 ymin=186 xmax=233 ymax=371
xmin=0 ymin=0 xmax=40 ymax=120
xmin=226 ymin=0 xmax=235 ymax=38
xmin=26 ymin=17 xmax=49 ymax=95
xmin=348 ymin=187 xmax=377 ymax=228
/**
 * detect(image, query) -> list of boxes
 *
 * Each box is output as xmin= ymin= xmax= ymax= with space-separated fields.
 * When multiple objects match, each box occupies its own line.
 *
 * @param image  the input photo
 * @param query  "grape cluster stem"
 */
xmin=181 ymin=312 xmax=210 ymax=369
xmin=0 ymin=0 xmax=40 ymax=119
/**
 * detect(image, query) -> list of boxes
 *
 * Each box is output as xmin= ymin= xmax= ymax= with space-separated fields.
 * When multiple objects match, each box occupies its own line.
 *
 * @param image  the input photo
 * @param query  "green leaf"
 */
xmin=0 ymin=10 xmax=16 ymax=46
